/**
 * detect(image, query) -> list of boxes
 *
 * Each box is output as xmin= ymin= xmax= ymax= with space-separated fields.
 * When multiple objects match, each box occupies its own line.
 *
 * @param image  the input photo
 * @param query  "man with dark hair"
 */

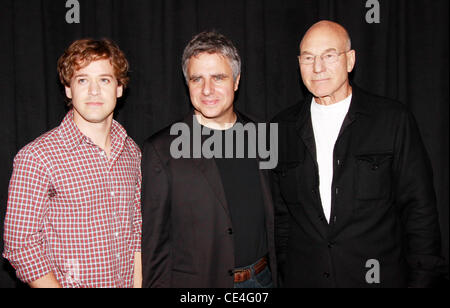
xmin=141 ymin=31 xmax=277 ymax=288
xmin=3 ymin=39 xmax=142 ymax=288
xmin=272 ymin=20 xmax=443 ymax=288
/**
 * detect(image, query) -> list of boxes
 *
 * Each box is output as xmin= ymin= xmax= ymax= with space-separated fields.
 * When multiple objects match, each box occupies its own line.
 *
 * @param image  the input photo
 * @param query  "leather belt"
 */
xmin=233 ymin=257 xmax=268 ymax=283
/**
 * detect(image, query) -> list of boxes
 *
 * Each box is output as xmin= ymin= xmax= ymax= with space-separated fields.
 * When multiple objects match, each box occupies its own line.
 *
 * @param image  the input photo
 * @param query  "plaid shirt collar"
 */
xmin=58 ymin=109 xmax=128 ymax=152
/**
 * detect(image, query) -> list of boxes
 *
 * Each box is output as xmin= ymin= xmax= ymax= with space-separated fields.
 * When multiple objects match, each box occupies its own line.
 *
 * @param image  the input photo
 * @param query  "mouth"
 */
xmin=201 ymin=99 xmax=220 ymax=106
xmin=86 ymin=102 xmax=104 ymax=106
xmin=312 ymin=78 xmax=330 ymax=82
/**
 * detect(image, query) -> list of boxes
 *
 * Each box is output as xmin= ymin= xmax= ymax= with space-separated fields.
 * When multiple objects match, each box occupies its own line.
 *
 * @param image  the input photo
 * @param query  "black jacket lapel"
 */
xmin=182 ymin=112 xmax=231 ymax=219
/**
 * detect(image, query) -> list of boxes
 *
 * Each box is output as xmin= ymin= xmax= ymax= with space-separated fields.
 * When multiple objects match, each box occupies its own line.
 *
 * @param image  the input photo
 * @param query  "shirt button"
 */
xmin=323 ymin=272 xmax=330 ymax=278
xmin=115 ymin=232 xmax=119 ymax=237
xmin=117 ymin=253 xmax=120 ymax=258
xmin=227 ymin=228 xmax=233 ymax=235
xmin=110 ymin=191 xmax=115 ymax=197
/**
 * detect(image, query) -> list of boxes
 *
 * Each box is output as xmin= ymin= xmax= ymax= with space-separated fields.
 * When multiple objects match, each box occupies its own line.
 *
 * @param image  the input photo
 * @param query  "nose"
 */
xmin=202 ymin=78 xmax=214 ymax=96
xmin=313 ymin=56 xmax=326 ymax=73
xmin=88 ymin=81 xmax=100 ymax=96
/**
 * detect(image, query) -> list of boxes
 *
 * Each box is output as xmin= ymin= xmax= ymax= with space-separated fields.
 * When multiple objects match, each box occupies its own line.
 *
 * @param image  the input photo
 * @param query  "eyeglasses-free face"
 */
xmin=187 ymin=52 xmax=240 ymax=129
xmin=65 ymin=59 xmax=123 ymax=128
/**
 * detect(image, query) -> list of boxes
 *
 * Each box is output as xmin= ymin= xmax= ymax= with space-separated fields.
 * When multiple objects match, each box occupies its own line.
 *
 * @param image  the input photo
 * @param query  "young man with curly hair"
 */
xmin=3 ymin=39 xmax=142 ymax=288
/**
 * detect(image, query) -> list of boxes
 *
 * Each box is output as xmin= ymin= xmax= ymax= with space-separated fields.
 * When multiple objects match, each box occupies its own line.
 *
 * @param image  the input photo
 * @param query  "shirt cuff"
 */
xmin=4 ymin=245 xmax=53 ymax=284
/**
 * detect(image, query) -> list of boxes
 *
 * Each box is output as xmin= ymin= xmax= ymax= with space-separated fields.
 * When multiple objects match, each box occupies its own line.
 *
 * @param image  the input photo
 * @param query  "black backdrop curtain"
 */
xmin=0 ymin=0 xmax=448 ymax=287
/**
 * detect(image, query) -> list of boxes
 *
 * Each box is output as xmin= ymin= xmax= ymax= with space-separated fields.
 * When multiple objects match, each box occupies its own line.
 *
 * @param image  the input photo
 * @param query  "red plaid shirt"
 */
xmin=3 ymin=110 xmax=142 ymax=288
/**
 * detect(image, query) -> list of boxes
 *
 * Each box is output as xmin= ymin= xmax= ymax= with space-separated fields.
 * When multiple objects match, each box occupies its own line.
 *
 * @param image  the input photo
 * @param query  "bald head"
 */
xmin=298 ymin=20 xmax=356 ymax=105
xmin=300 ymin=20 xmax=351 ymax=52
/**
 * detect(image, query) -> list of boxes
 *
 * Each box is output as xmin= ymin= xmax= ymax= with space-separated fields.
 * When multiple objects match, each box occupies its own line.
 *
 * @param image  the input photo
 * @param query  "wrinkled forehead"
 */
xmin=300 ymin=26 xmax=349 ymax=54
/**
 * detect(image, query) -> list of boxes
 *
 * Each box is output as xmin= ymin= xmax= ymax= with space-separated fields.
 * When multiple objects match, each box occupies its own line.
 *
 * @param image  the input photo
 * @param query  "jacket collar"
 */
xmin=345 ymin=83 xmax=373 ymax=118
xmin=296 ymin=83 xmax=372 ymax=126
xmin=181 ymin=108 xmax=252 ymax=129
xmin=292 ymin=83 xmax=374 ymax=162
xmin=179 ymin=108 xmax=266 ymax=221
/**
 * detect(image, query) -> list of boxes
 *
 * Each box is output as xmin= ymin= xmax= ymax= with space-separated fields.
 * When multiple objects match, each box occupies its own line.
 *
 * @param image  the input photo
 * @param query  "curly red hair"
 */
xmin=57 ymin=38 xmax=129 ymax=88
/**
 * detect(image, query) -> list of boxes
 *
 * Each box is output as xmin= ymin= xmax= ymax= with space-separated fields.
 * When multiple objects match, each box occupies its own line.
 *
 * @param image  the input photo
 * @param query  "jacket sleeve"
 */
xmin=394 ymin=109 xmax=445 ymax=287
xmin=141 ymin=140 xmax=172 ymax=288
xmin=270 ymin=169 xmax=290 ymax=286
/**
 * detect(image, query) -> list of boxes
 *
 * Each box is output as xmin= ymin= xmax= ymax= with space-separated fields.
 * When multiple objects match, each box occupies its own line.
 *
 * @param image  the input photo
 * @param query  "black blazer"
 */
xmin=272 ymin=85 xmax=443 ymax=288
xmin=141 ymin=111 xmax=277 ymax=288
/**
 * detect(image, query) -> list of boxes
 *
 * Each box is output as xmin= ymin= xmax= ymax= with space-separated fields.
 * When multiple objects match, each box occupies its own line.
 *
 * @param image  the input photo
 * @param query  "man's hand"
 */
xmin=134 ymin=252 xmax=142 ymax=288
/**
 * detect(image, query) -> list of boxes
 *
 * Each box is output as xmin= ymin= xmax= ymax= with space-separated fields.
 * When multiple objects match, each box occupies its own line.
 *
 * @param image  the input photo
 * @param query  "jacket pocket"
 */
xmin=355 ymin=152 xmax=393 ymax=200
xmin=274 ymin=161 xmax=301 ymax=204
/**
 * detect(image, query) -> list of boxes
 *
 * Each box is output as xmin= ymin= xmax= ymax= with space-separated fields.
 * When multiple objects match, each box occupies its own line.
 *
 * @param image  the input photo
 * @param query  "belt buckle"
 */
xmin=234 ymin=257 xmax=268 ymax=283
xmin=234 ymin=268 xmax=251 ymax=283
xmin=254 ymin=257 xmax=267 ymax=275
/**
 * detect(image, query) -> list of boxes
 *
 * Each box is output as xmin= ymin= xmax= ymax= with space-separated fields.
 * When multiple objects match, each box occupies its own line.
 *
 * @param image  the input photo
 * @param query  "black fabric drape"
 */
xmin=0 ymin=0 xmax=448 ymax=287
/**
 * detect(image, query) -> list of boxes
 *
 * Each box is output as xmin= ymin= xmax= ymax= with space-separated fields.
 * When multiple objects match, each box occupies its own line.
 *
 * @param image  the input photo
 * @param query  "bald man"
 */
xmin=271 ymin=21 xmax=443 ymax=287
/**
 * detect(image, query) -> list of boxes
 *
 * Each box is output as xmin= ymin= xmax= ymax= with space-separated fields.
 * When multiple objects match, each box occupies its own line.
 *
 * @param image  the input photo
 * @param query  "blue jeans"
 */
xmin=234 ymin=260 xmax=273 ymax=288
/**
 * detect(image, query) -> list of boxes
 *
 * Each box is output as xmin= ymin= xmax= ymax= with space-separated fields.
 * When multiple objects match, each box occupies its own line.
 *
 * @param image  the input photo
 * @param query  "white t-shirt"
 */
xmin=310 ymin=95 xmax=352 ymax=223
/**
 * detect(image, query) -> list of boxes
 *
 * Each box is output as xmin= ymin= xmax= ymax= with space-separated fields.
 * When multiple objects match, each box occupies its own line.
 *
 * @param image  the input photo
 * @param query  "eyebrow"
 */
xmin=189 ymin=73 xmax=229 ymax=79
xmin=300 ymin=48 xmax=338 ymax=55
xmin=74 ymin=74 xmax=115 ymax=78
xmin=189 ymin=75 xmax=201 ymax=80
xmin=212 ymin=73 xmax=228 ymax=79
